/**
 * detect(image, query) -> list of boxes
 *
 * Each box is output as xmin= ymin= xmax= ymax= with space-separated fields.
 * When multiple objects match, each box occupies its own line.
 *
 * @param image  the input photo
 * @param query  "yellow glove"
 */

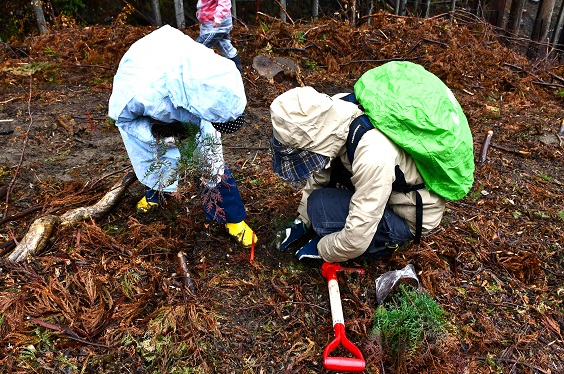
xmin=225 ymin=221 xmax=257 ymax=248
xmin=137 ymin=196 xmax=160 ymax=213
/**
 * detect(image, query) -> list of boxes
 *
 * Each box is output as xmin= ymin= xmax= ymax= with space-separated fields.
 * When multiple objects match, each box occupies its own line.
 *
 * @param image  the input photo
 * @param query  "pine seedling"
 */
xmin=145 ymin=122 xmax=229 ymax=219
xmin=371 ymin=285 xmax=450 ymax=362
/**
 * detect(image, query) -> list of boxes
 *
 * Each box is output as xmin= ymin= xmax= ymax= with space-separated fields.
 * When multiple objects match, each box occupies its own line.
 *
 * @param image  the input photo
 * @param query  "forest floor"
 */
xmin=0 ymin=11 xmax=563 ymax=374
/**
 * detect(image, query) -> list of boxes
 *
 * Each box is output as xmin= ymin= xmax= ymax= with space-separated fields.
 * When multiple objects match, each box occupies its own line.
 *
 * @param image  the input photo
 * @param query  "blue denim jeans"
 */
xmin=196 ymin=18 xmax=237 ymax=59
xmin=306 ymin=188 xmax=413 ymax=258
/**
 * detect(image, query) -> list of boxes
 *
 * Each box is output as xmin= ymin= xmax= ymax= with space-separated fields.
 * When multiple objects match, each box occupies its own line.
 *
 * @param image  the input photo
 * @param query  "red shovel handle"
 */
xmin=323 ymin=323 xmax=366 ymax=372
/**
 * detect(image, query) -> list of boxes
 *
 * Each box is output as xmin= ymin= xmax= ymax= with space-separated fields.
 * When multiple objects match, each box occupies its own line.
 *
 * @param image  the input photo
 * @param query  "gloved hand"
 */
xmin=295 ymin=236 xmax=322 ymax=260
xmin=276 ymin=218 xmax=307 ymax=251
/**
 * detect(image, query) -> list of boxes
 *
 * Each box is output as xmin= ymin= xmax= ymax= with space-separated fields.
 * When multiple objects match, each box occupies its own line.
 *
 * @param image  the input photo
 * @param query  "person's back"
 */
xmin=108 ymin=25 xmax=257 ymax=248
xmin=270 ymin=86 xmax=446 ymax=262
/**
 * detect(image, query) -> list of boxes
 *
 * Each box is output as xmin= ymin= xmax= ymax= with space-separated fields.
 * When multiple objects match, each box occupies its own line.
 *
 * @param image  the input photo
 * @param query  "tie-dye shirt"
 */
xmin=197 ymin=0 xmax=232 ymax=24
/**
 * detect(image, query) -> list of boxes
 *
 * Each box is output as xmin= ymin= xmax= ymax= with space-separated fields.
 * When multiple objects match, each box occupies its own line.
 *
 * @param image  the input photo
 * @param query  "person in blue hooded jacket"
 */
xmin=108 ymin=25 xmax=256 ymax=248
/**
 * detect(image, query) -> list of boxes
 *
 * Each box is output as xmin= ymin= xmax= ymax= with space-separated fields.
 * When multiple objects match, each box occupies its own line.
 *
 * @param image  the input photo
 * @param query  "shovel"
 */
xmin=321 ymin=262 xmax=366 ymax=372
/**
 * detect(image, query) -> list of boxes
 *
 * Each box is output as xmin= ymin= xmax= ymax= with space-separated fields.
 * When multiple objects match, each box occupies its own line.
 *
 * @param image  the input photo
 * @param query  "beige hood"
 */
xmin=270 ymin=86 xmax=363 ymax=158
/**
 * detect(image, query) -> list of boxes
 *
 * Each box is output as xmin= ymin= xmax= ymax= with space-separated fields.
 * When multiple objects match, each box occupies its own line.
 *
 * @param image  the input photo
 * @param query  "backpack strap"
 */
xmin=346 ymin=114 xmax=374 ymax=164
xmin=392 ymin=166 xmax=425 ymax=244
xmin=340 ymin=93 xmax=425 ymax=244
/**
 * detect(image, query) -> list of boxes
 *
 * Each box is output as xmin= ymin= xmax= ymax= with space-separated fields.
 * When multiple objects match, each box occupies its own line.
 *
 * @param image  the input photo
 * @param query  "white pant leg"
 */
xmin=195 ymin=120 xmax=225 ymax=188
xmin=118 ymin=117 xmax=180 ymax=193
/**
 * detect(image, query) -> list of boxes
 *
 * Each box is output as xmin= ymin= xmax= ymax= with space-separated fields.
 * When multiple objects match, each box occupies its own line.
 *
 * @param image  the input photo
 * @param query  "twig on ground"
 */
xmin=0 ymin=240 xmax=17 ymax=257
xmin=490 ymin=143 xmax=531 ymax=156
xmin=480 ymin=130 xmax=494 ymax=164
xmin=0 ymin=205 xmax=42 ymax=226
xmin=341 ymin=56 xmax=423 ymax=67
xmin=532 ymin=81 xmax=564 ymax=89
xmin=177 ymin=251 xmax=196 ymax=294
xmin=79 ymin=166 xmax=132 ymax=193
xmin=30 ymin=318 xmax=109 ymax=348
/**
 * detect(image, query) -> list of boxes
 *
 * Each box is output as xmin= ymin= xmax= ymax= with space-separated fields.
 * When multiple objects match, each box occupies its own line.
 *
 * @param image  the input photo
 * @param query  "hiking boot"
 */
xmin=137 ymin=188 xmax=171 ymax=213
xmin=225 ymin=221 xmax=257 ymax=248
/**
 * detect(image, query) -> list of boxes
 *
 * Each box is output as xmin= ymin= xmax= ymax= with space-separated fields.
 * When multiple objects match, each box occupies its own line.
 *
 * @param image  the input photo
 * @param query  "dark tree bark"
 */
xmin=150 ymin=0 xmax=162 ymax=26
xmin=280 ymin=0 xmax=287 ymax=22
xmin=550 ymin=0 xmax=564 ymax=55
xmin=487 ymin=0 xmax=507 ymax=27
xmin=312 ymin=0 xmax=319 ymax=20
xmin=527 ymin=0 xmax=556 ymax=58
xmin=174 ymin=0 xmax=185 ymax=28
xmin=506 ymin=0 xmax=526 ymax=35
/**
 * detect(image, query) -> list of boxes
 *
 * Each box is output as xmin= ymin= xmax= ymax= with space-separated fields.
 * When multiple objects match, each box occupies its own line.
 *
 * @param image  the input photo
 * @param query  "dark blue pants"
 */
xmin=307 ymin=188 xmax=413 ymax=258
xmin=199 ymin=169 xmax=246 ymax=224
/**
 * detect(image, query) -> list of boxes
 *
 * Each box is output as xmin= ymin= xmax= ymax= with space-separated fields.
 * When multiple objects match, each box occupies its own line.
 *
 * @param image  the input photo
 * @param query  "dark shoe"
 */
xmin=230 ymin=55 xmax=242 ymax=72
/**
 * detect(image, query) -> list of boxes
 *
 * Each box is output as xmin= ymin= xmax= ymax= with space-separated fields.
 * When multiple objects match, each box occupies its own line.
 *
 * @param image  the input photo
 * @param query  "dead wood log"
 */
xmin=7 ymin=172 xmax=136 ymax=262
xmin=7 ymin=215 xmax=60 ymax=262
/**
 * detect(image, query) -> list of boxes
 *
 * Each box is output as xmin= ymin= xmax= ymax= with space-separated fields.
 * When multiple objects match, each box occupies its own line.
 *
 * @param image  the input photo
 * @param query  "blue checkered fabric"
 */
xmin=270 ymin=135 xmax=329 ymax=182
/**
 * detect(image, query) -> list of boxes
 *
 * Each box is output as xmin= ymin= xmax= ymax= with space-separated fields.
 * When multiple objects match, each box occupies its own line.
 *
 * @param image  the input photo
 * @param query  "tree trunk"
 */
xmin=232 ymin=0 xmax=237 ymax=19
xmin=472 ymin=0 xmax=483 ymax=17
xmin=312 ymin=0 xmax=319 ymax=20
xmin=31 ymin=0 xmax=48 ymax=35
xmin=150 ymin=0 xmax=162 ymax=26
xmin=399 ymin=0 xmax=408 ymax=16
xmin=424 ymin=0 xmax=431 ymax=18
xmin=506 ymin=0 xmax=526 ymax=35
xmin=487 ymin=0 xmax=507 ymax=27
xmin=174 ymin=0 xmax=186 ymax=29
xmin=367 ymin=0 xmax=374 ymax=24
xmin=549 ymin=0 xmax=564 ymax=55
xmin=280 ymin=0 xmax=287 ymax=22
xmin=527 ymin=0 xmax=556 ymax=59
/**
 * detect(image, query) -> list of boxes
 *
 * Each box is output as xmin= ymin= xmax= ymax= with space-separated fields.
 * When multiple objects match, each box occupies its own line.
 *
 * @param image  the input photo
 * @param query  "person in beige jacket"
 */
xmin=270 ymin=86 xmax=446 ymax=263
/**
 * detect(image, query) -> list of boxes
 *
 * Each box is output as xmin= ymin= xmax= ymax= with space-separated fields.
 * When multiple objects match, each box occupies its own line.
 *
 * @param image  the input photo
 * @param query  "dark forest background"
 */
xmin=2 ymin=0 xmax=564 ymax=61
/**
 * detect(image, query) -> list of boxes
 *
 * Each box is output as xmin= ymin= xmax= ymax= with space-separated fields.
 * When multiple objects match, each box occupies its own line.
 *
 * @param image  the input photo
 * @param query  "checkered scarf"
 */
xmin=270 ymin=135 xmax=329 ymax=182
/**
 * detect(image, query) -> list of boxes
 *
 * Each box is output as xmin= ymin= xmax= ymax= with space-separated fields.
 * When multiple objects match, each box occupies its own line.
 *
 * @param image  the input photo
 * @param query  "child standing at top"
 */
xmin=196 ymin=0 xmax=242 ymax=72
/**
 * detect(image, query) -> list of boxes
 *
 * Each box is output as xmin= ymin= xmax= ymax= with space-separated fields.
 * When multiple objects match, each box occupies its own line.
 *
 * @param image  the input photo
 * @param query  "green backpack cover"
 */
xmin=353 ymin=61 xmax=475 ymax=200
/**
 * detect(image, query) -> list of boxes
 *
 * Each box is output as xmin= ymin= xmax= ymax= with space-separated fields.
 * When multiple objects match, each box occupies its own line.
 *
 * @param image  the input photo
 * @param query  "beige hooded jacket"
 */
xmin=270 ymin=86 xmax=446 ymax=262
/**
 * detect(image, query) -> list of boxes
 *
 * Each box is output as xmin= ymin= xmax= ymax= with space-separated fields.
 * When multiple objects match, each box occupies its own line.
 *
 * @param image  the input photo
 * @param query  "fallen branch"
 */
xmin=532 ymin=81 xmax=564 ymax=89
xmin=30 ymin=318 xmax=109 ymax=348
xmin=558 ymin=119 xmax=564 ymax=147
xmin=0 ymin=205 xmax=42 ymax=226
xmin=490 ymin=143 xmax=531 ymax=156
xmin=176 ymin=251 xmax=196 ymax=293
xmin=0 ymin=240 xmax=17 ymax=257
xmin=479 ymin=130 xmax=494 ymax=164
xmin=340 ymin=55 xmax=423 ymax=67
xmin=7 ymin=172 xmax=136 ymax=262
